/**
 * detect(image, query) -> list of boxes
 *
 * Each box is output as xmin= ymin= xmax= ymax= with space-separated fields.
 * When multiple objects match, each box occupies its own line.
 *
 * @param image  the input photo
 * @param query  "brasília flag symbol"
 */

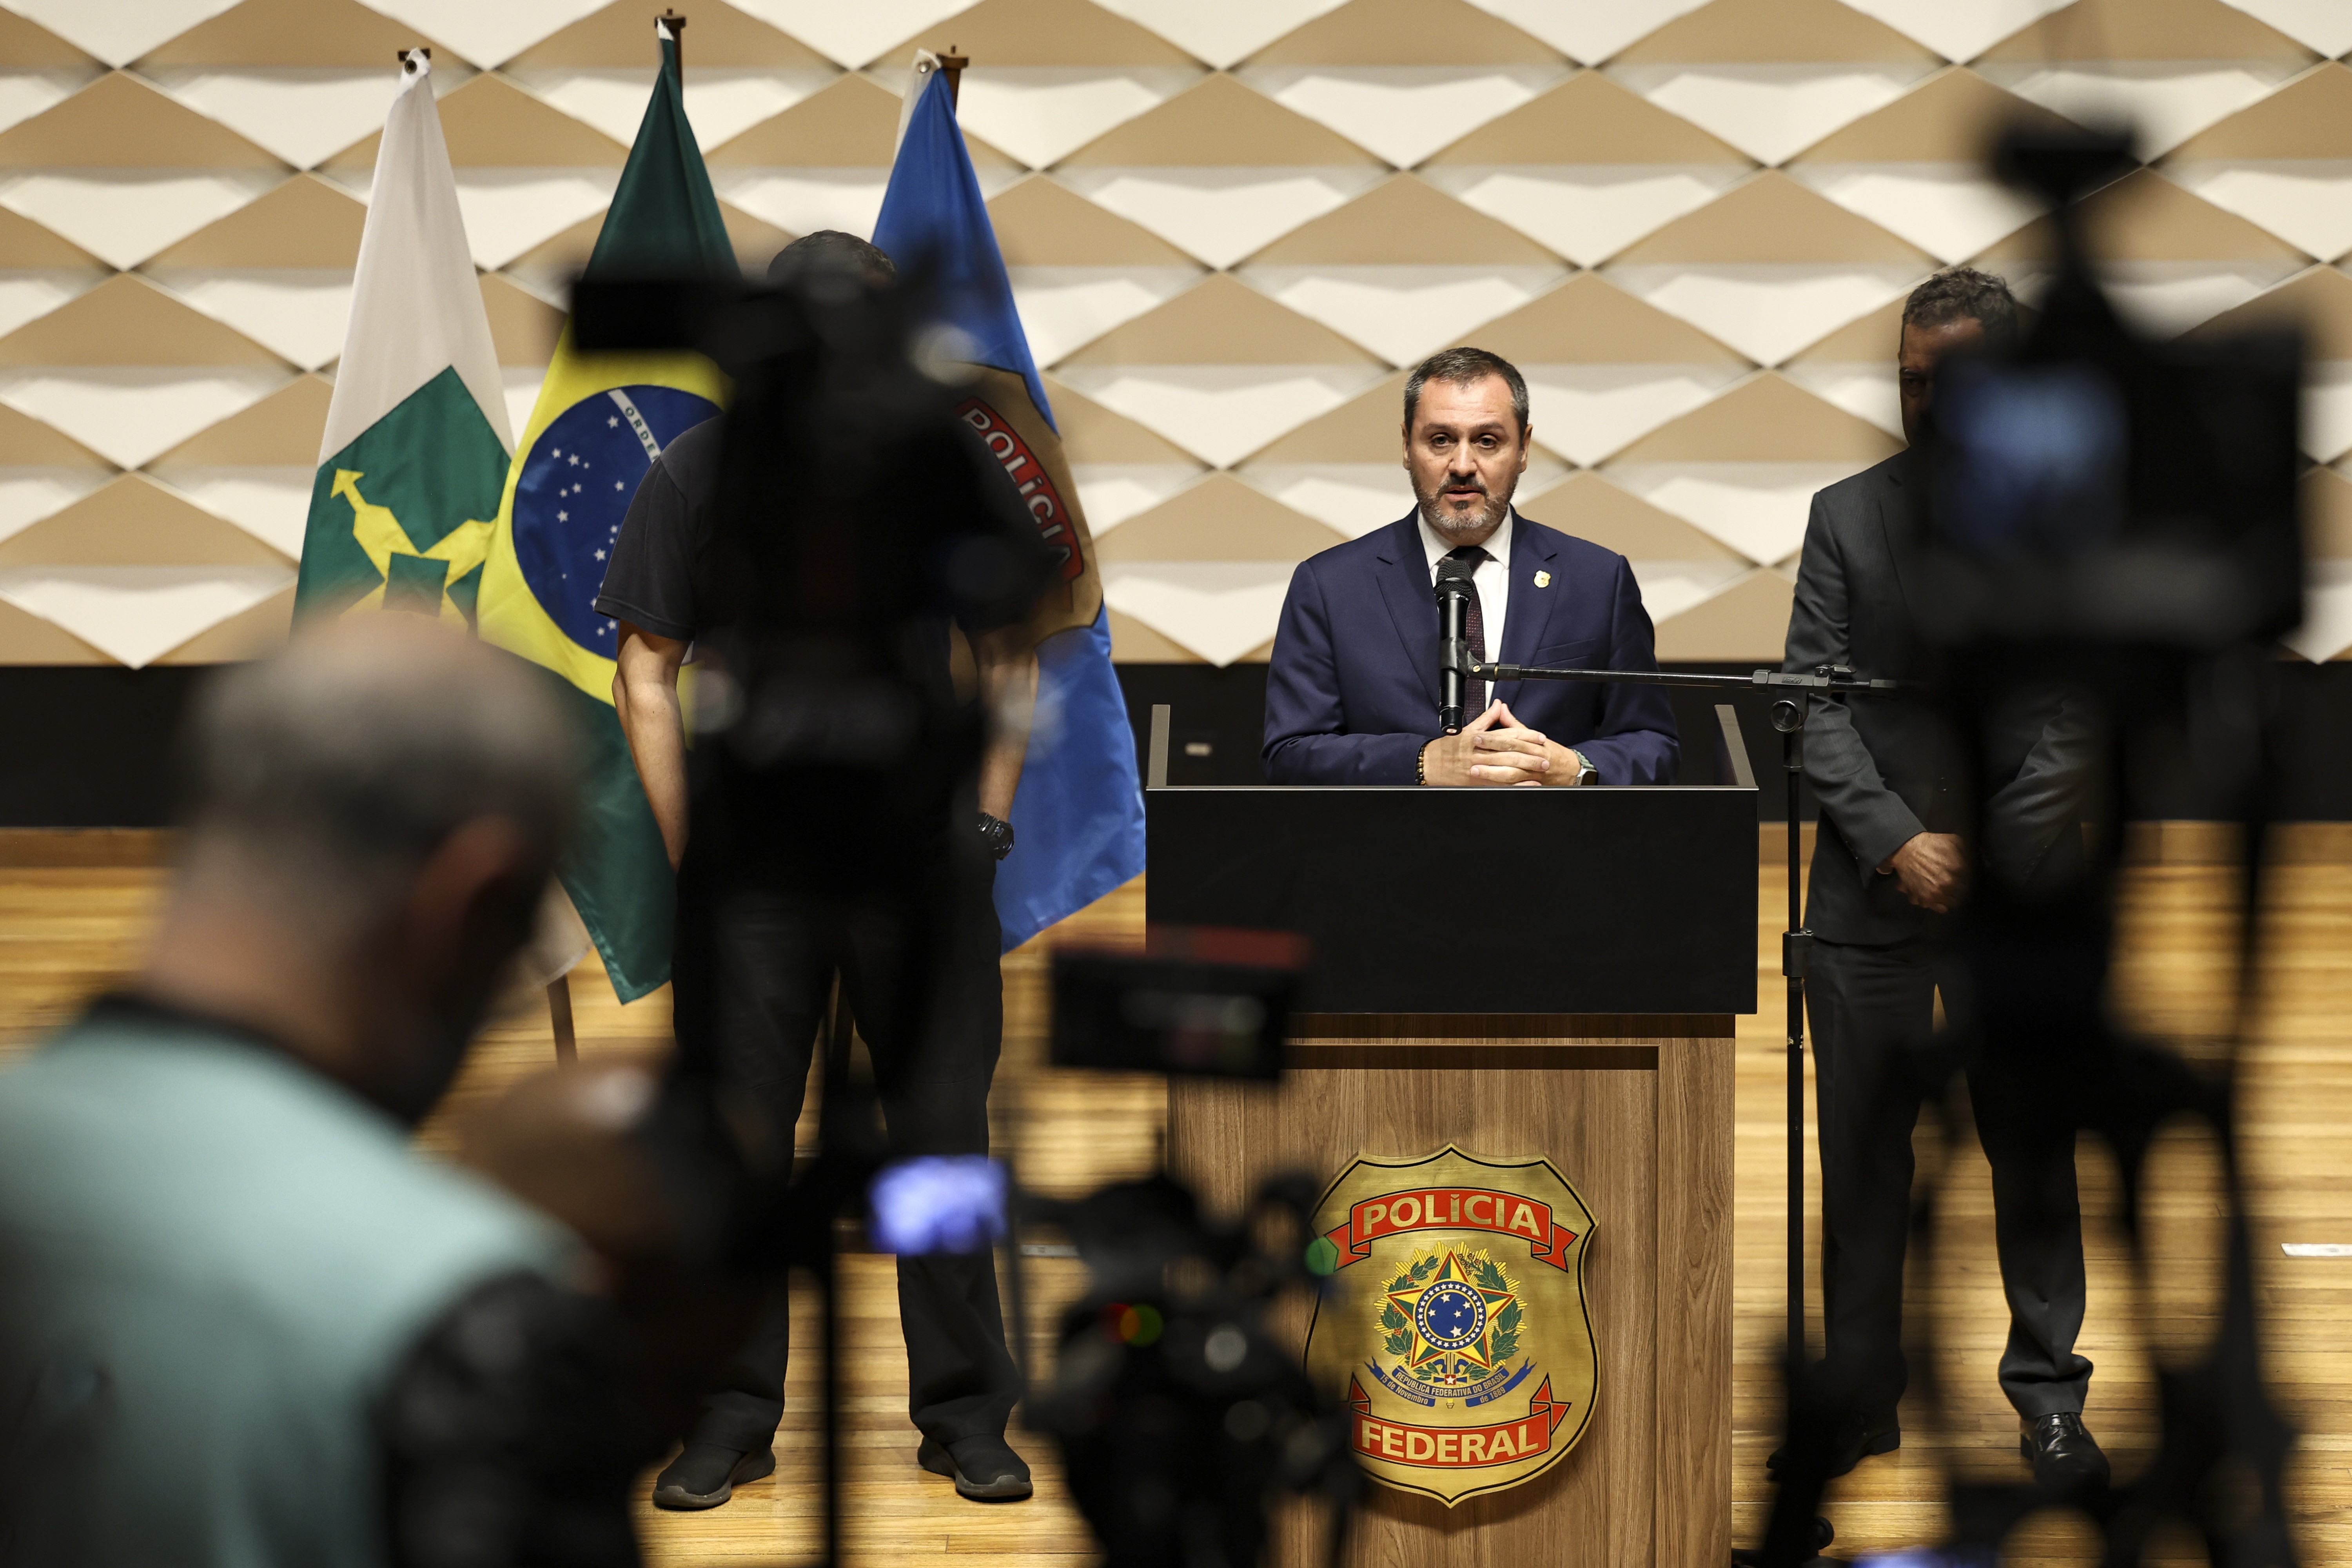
xmin=296 ymin=49 xmax=509 ymax=626
xmin=475 ymin=16 xmax=730 ymax=1002
xmin=874 ymin=52 xmax=1146 ymax=951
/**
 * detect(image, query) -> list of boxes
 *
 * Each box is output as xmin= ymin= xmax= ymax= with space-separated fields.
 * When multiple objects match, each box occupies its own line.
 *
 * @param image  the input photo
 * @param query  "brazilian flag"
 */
xmin=474 ymin=17 xmax=730 ymax=1002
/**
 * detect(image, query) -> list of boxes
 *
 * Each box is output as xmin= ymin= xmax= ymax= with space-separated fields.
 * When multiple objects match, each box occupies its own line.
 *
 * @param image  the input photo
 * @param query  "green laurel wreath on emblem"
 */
xmin=1472 ymin=1254 xmax=1524 ymax=1364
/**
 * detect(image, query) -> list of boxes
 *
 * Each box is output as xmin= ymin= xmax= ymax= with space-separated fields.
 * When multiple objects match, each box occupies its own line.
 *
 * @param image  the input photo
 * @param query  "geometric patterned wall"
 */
xmin=0 ymin=0 xmax=2346 ymax=670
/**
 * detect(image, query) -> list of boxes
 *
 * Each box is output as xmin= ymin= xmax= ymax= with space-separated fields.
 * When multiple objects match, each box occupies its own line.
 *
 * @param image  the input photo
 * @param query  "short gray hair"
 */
xmin=181 ymin=617 xmax=575 ymax=914
xmin=1404 ymin=347 xmax=1529 ymax=436
xmin=1904 ymin=267 xmax=2020 ymax=352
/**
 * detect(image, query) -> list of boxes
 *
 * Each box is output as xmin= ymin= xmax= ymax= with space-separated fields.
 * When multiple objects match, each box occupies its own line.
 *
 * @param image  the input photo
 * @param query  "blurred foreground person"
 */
xmin=0 ymin=617 xmax=656 ymax=1566
xmin=1780 ymin=266 xmax=2104 ymax=1492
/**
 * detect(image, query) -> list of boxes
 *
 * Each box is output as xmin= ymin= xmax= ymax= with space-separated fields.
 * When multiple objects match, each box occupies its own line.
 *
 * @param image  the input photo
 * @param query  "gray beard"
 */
xmin=1416 ymin=486 xmax=1512 ymax=543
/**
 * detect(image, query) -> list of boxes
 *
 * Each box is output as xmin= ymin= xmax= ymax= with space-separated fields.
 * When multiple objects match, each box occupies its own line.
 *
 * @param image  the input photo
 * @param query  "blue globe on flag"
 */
xmin=512 ymin=384 xmax=719 ymax=653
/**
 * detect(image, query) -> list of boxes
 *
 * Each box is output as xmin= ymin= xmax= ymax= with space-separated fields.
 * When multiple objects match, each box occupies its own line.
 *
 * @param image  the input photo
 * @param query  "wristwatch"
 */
xmin=976 ymin=811 xmax=1015 ymax=860
xmin=1571 ymin=750 xmax=1598 ymax=788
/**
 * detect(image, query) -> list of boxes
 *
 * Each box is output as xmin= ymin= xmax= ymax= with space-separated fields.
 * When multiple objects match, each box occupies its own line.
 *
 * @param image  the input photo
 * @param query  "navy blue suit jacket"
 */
xmin=1262 ymin=512 xmax=1679 ymax=786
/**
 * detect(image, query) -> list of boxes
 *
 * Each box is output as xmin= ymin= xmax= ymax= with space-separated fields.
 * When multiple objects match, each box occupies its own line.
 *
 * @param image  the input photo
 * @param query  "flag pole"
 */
xmin=939 ymin=46 xmax=968 ymax=107
xmin=660 ymin=8 xmax=686 ymax=71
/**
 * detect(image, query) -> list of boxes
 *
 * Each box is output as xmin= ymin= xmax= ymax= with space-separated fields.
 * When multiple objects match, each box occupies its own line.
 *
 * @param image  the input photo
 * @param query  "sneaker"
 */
xmin=651 ymin=1442 xmax=777 ymax=1510
xmin=917 ymin=1434 xmax=1034 ymax=1501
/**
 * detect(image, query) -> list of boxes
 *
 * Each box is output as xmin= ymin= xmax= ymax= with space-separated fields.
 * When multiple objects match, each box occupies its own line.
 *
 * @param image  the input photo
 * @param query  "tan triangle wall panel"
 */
xmin=1094 ymin=472 xmax=1349 ymax=560
xmin=0 ymin=474 xmax=294 ymax=566
xmin=0 ymin=597 xmax=109 ymax=663
xmin=155 ymin=582 xmax=294 ymax=661
xmin=1651 ymin=566 xmax=1793 ymax=659
xmin=1107 ymin=605 xmax=1206 ymax=661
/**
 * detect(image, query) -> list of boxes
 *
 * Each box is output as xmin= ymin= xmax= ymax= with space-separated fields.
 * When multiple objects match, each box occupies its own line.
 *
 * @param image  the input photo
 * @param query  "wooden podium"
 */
xmin=1145 ymin=773 xmax=1755 ymax=1568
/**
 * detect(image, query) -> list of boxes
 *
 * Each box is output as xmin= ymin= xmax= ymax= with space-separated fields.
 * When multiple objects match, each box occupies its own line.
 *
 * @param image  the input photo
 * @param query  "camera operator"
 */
xmin=595 ymin=230 xmax=1053 ymax=1510
xmin=0 ymin=617 xmax=659 ymax=1567
xmin=1780 ymin=267 xmax=2105 ymax=1492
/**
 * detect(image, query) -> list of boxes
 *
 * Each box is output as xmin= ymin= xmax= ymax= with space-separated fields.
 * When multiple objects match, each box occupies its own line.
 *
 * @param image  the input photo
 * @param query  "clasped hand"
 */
xmin=1880 ymin=831 xmax=1967 ymax=913
xmin=1420 ymin=701 xmax=1584 ymax=787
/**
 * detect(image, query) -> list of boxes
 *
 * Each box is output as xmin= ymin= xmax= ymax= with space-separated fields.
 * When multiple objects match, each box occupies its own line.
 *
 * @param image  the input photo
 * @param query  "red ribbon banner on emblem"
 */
xmin=1321 ymin=1187 xmax=1579 ymax=1270
xmin=1345 ymin=1374 xmax=1572 ymax=1468
xmin=955 ymin=398 xmax=1083 ymax=582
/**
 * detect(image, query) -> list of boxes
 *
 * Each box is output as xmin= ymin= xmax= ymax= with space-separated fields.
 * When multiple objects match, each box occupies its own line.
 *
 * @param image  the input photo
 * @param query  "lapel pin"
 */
xmin=1534 ymin=570 xmax=1551 ymax=588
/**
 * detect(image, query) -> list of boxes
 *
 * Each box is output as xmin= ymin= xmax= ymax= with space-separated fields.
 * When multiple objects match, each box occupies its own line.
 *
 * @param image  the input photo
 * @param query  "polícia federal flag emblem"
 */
xmin=1304 ymin=1146 xmax=1598 ymax=1505
xmin=873 ymin=51 xmax=1145 ymax=952
xmin=473 ymin=15 xmax=728 ymax=1001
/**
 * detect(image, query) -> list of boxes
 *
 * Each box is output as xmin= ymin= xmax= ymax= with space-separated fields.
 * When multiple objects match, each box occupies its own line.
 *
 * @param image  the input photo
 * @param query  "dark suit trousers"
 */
xmin=1808 ymin=936 xmax=2093 ymax=1421
xmin=685 ymin=865 xmax=1019 ymax=1455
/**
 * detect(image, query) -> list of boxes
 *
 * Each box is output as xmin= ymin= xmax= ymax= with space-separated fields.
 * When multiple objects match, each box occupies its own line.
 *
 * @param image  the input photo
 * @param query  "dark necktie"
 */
xmin=1435 ymin=545 xmax=1491 ymax=716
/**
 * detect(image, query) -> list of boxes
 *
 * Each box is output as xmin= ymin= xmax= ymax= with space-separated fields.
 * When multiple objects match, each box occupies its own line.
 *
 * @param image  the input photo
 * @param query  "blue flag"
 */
xmin=874 ymin=60 xmax=1145 ymax=951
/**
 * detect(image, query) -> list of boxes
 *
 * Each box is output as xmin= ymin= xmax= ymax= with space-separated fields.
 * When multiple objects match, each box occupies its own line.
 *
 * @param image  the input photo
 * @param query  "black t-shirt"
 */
xmin=592 ymin=416 xmax=726 ymax=644
xmin=592 ymin=412 xmax=1045 ymax=685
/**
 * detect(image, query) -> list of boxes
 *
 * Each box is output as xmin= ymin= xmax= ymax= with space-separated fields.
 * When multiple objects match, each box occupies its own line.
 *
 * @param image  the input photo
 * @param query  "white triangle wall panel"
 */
xmin=0 ymin=172 xmax=282 ymax=272
xmin=0 ymin=564 xmax=293 ymax=668
xmin=509 ymin=69 xmax=833 ymax=154
xmin=143 ymin=70 xmax=414 ymax=172
xmin=0 ymin=271 xmax=102 ymax=342
xmin=1603 ymin=263 xmax=1924 ymax=367
xmin=1464 ymin=0 xmax=1710 ymax=66
xmin=1628 ymin=557 xmax=1752 ymax=622
xmin=1781 ymin=362 xmax=1903 ymax=436
xmin=1425 ymin=163 xmax=1745 ymax=269
xmin=1836 ymin=0 xmax=2080 ymax=65
xmin=2220 ymin=0 xmax=2352 ymax=60
xmin=1241 ymin=265 xmax=1566 ymax=367
xmin=146 ymin=271 xmax=354 ymax=373
xmin=1521 ymin=363 xmax=1751 ymax=466
xmin=1608 ymin=64 xmax=1937 ymax=167
xmin=1100 ymin=559 xmax=1298 ymax=665
xmin=1052 ymin=363 xmax=1388 ymax=466
xmin=956 ymin=69 xmax=1205 ymax=172
xmin=357 ymin=0 xmax=612 ymax=68
xmin=1073 ymin=464 xmax=1205 ymax=534
xmin=1601 ymin=460 xmax=1871 ymax=564
xmin=1086 ymin=0 xmax=1353 ymax=71
xmin=728 ymin=0 xmax=983 ymax=68
xmin=152 ymin=467 xmax=315 ymax=557
xmin=0 ymin=368 xmax=291 ymax=472
xmin=0 ymin=71 xmax=105 ymax=140
xmin=6 ymin=0 xmax=242 ymax=68
xmin=1237 ymin=67 xmax=1571 ymax=171
xmin=1977 ymin=62 xmax=2309 ymax=159
xmin=1788 ymin=164 xmax=2044 ymax=264
xmin=710 ymin=169 xmax=890 ymax=242
xmin=2307 ymin=361 xmax=2352 ymax=462
xmin=1055 ymin=167 xmax=1387 ymax=270
xmin=0 ymin=468 xmax=108 ymax=550
xmin=1010 ymin=267 xmax=1201 ymax=367
xmin=2287 ymin=559 xmax=2352 ymax=662
xmin=1239 ymin=463 xmax=1414 ymax=537
xmin=2166 ymin=160 xmax=2352 ymax=263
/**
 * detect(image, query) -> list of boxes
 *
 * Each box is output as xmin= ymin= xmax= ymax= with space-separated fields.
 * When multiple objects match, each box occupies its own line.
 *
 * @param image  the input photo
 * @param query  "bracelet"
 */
xmin=1416 ymin=743 xmax=1428 ymax=786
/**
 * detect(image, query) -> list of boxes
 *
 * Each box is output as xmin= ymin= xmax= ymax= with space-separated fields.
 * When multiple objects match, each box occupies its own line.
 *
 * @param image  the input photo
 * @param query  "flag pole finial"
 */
xmin=938 ymin=46 xmax=969 ymax=109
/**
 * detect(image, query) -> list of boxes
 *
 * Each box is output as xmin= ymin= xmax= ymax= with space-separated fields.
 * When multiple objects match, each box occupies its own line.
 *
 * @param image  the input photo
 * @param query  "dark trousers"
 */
xmin=1808 ymin=936 xmax=2093 ymax=1421
xmin=682 ymin=861 xmax=1020 ymax=1454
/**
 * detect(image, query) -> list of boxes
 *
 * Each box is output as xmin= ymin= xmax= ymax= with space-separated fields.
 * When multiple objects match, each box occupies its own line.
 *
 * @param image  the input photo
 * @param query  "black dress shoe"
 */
xmin=2021 ymin=1412 xmax=2109 ymax=1492
xmin=651 ymin=1442 xmax=777 ymax=1510
xmin=1768 ymin=1412 xmax=1899 ymax=1479
xmin=918 ymin=1434 xmax=1034 ymax=1501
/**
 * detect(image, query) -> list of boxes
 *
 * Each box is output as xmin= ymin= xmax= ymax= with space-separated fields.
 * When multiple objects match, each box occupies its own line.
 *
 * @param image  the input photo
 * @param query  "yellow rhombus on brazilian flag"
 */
xmin=473 ymin=18 xmax=731 ymax=1001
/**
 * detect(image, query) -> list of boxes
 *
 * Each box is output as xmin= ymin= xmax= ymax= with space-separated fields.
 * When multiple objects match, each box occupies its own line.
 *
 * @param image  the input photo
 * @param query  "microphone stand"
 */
xmin=1436 ymin=577 xmax=1474 ymax=733
xmin=1467 ymin=658 xmax=1902 ymax=1566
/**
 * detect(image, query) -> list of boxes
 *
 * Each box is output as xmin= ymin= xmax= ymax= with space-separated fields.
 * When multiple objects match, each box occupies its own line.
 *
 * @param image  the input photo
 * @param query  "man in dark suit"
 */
xmin=1263 ymin=346 xmax=1677 ymax=786
xmin=1783 ymin=267 xmax=2105 ymax=1491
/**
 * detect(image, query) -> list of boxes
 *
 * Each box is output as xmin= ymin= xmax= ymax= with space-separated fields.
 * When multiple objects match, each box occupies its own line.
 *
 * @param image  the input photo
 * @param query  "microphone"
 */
xmin=1434 ymin=575 xmax=1473 ymax=734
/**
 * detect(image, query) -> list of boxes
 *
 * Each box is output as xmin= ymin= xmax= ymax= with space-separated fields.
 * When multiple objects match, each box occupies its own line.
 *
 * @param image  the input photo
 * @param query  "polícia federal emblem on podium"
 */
xmin=1303 ymin=1146 xmax=1597 ymax=1505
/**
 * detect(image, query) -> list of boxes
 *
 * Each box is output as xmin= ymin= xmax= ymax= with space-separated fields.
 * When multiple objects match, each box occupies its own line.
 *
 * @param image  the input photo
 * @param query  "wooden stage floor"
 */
xmin=3 ymin=828 xmax=2350 ymax=1565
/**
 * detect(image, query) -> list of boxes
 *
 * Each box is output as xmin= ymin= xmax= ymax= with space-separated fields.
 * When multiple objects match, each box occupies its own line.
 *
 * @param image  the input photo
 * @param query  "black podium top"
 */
xmin=1144 ymin=786 xmax=1757 ymax=1015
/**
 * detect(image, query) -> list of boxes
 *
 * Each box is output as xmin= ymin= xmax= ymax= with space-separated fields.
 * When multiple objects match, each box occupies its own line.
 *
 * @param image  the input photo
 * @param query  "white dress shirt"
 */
xmin=1416 ymin=506 xmax=1514 ymax=674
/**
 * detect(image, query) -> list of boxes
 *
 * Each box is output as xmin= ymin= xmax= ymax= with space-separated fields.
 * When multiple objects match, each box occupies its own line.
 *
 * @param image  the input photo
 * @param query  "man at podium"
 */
xmin=1261 ymin=347 xmax=1678 ymax=787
